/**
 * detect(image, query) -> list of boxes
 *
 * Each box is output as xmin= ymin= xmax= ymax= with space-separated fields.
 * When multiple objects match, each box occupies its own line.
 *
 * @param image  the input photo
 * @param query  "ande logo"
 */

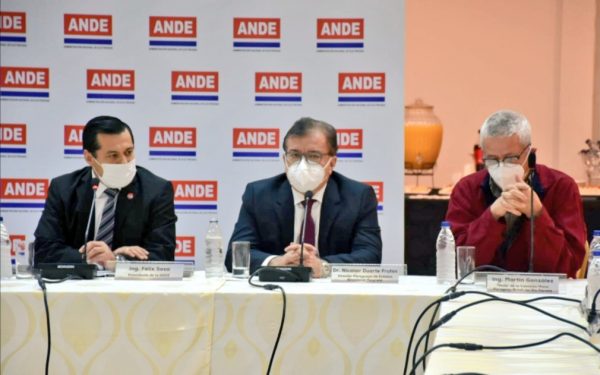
xmin=233 ymin=17 xmax=280 ymax=49
xmin=149 ymin=16 xmax=197 ymax=48
xmin=0 ymin=178 xmax=48 ymax=210
xmin=86 ymin=69 xmax=135 ymax=101
xmin=64 ymin=14 xmax=112 ymax=47
xmin=171 ymin=71 xmax=218 ymax=103
xmin=338 ymin=72 xmax=385 ymax=104
xmin=0 ymin=123 xmax=27 ymax=155
xmin=317 ymin=18 xmax=364 ymax=50
xmin=172 ymin=180 xmax=218 ymax=212
xmin=336 ymin=129 xmax=363 ymax=160
xmin=149 ymin=127 xmax=197 ymax=158
xmin=255 ymin=72 xmax=302 ymax=104
xmin=0 ymin=67 xmax=49 ymax=100
xmin=232 ymin=128 xmax=280 ymax=159
xmin=0 ymin=12 xmax=27 ymax=44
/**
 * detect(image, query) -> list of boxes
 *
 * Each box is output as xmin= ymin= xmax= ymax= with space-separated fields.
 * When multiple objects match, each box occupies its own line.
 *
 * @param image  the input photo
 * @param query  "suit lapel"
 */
xmin=113 ymin=176 xmax=141 ymax=247
xmin=275 ymin=179 xmax=294 ymax=246
xmin=74 ymin=169 xmax=95 ymax=242
xmin=318 ymin=176 xmax=342 ymax=255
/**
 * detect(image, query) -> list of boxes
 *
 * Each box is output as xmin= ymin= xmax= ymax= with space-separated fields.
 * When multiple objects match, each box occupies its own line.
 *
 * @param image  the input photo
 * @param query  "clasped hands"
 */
xmin=491 ymin=174 xmax=543 ymax=220
xmin=79 ymin=241 xmax=149 ymax=267
xmin=268 ymin=242 xmax=326 ymax=278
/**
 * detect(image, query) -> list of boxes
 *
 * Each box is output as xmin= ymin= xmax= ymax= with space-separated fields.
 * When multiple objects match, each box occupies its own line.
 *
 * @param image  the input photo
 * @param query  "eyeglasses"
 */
xmin=483 ymin=144 xmax=530 ymax=169
xmin=284 ymin=151 xmax=330 ymax=165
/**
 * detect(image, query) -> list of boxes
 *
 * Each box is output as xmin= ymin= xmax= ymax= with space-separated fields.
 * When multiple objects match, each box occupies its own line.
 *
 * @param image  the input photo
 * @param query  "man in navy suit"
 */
xmin=226 ymin=117 xmax=382 ymax=278
xmin=34 ymin=116 xmax=176 ymax=267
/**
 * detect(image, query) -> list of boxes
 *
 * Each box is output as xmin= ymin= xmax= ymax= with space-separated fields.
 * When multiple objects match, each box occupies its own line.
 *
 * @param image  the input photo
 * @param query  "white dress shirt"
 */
xmin=91 ymin=171 xmax=120 ymax=241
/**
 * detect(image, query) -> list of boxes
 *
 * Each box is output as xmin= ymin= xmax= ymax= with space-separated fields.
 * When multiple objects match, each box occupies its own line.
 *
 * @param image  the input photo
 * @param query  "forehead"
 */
xmin=482 ymin=134 xmax=523 ymax=156
xmin=96 ymin=131 xmax=133 ymax=151
xmin=286 ymin=130 xmax=329 ymax=151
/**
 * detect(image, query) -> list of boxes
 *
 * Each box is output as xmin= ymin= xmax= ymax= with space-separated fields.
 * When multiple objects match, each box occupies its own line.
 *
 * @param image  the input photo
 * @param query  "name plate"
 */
xmin=486 ymin=273 xmax=559 ymax=294
xmin=115 ymin=261 xmax=184 ymax=280
xmin=331 ymin=264 xmax=404 ymax=283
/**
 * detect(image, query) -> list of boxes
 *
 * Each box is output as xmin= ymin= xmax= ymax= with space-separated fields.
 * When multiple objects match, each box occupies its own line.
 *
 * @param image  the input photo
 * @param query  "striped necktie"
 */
xmin=96 ymin=188 xmax=119 ymax=249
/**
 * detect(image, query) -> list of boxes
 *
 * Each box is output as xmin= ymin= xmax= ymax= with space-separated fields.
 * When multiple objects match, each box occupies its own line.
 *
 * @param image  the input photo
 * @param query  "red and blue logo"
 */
xmin=149 ymin=16 xmax=197 ymax=48
xmin=233 ymin=17 xmax=280 ymax=49
xmin=86 ymin=69 xmax=135 ymax=101
xmin=0 ymin=67 xmax=49 ymax=99
xmin=0 ymin=12 xmax=27 ymax=44
xmin=175 ymin=236 xmax=196 ymax=265
xmin=233 ymin=128 xmax=280 ymax=159
xmin=63 ymin=125 xmax=83 ymax=156
xmin=149 ymin=126 xmax=197 ymax=158
xmin=64 ymin=14 xmax=112 ymax=47
xmin=171 ymin=71 xmax=218 ymax=103
xmin=0 ymin=123 xmax=27 ymax=155
xmin=9 ymin=234 xmax=26 ymax=265
xmin=255 ymin=72 xmax=302 ymax=103
xmin=338 ymin=72 xmax=385 ymax=103
xmin=0 ymin=178 xmax=48 ymax=209
xmin=364 ymin=181 xmax=383 ymax=212
xmin=172 ymin=180 xmax=218 ymax=212
xmin=336 ymin=129 xmax=363 ymax=159
xmin=317 ymin=18 xmax=364 ymax=50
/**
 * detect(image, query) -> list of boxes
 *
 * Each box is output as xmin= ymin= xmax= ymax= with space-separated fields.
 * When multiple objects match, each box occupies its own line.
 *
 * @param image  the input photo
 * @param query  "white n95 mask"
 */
xmin=489 ymin=163 xmax=524 ymax=190
xmin=286 ymin=157 xmax=328 ymax=193
xmin=96 ymin=159 xmax=137 ymax=189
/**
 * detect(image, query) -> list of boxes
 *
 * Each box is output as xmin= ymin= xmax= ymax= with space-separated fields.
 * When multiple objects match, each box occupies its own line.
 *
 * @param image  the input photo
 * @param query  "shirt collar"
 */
xmin=91 ymin=169 xmax=108 ymax=197
xmin=292 ymin=183 xmax=327 ymax=206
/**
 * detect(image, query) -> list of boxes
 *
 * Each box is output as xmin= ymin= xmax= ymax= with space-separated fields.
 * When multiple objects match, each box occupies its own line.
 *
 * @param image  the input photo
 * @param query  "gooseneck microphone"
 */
xmin=82 ymin=178 xmax=100 ymax=263
xmin=528 ymin=150 xmax=536 ymax=272
xmin=299 ymin=190 xmax=313 ymax=266
xmin=257 ymin=190 xmax=313 ymax=282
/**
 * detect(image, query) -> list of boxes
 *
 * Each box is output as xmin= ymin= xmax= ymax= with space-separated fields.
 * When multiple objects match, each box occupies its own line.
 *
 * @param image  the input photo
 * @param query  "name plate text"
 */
xmin=486 ymin=273 xmax=559 ymax=294
xmin=115 ymin=261 xmax=184 ymax=280
xmin=331 ymin=264 xmax=404 ymax=283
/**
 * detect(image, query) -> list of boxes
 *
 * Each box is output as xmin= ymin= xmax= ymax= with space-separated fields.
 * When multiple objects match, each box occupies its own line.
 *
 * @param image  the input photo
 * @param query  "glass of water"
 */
xmin=457 ymin=246 xmax=476 ymax=284
xmin=232 ymin=241 xmax=250 ymax=278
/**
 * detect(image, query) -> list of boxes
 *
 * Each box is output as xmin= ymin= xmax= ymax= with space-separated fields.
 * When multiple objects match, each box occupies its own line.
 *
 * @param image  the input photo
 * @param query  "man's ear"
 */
xmin=83 ymin=150 xmax=93 ymax=166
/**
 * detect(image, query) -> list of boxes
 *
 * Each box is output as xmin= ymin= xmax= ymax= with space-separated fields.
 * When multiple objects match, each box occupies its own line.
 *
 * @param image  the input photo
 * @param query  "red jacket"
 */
xmin=446 ymin=164 xmax=586 ymax=278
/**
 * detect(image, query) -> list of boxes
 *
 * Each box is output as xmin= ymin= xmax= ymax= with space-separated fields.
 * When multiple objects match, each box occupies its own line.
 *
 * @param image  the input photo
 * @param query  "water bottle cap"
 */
xmin=593 ymin=230 xmax=600 ymax=236
xmin=593 ymin=250 xmax=600 ymax=257
xmin=441 ymin=221 xmax=450 ymax=227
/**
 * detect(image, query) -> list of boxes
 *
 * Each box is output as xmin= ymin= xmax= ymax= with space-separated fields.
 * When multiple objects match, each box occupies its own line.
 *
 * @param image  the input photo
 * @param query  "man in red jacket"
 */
xmin=446 ymin=110 xmax=586 ymax=278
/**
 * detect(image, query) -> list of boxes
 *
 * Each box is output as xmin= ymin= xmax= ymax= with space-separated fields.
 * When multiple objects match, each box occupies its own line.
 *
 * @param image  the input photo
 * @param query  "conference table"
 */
xmin=1 ymin=274 xmax=598 ymax=374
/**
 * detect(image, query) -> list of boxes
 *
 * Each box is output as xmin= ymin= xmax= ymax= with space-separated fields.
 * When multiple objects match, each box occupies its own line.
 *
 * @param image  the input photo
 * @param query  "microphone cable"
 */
xmin=415 ymin=265 xmax=506 ymax=373
xmin=35 ymin=273 xmax=77 ymax=375
xmin=248 ymin=268 xmax=287 ymax=375
xmin=412 ymin=291 xmax=586 ymax=371
xmin=409 ymin=331 xmax=600 ymax=375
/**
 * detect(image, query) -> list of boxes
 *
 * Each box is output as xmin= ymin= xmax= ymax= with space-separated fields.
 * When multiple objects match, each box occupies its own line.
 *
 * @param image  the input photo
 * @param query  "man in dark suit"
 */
xmin=34 ymin=116 xmax=176 ymax=266
xmin=225 ymin=117 xmax=382 ymax=278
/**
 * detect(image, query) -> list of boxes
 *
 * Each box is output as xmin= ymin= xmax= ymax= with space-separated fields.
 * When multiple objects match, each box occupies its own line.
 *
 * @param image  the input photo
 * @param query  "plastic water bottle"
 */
xmin=436 ymin=221 xmax=456 ymax=284
xmin=585 ymin=235 xmax=600 ymax=310
xmin=204 ymin=218 xmax=224 ymax=279
xmin=0 ymin=217 xmax=13 ymax=279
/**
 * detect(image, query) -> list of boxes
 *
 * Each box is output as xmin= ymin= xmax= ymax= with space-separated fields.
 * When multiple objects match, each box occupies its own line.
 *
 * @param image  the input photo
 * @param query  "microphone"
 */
xmin=257 ymin=190 xmax=313 ymax=282
xmin=299 ymin=190 xmax=314 ymax=266
xmin=82 ymin=178 xmax=100 ymax=263
xmin=528 ymin=150 xmax=536 ymax=272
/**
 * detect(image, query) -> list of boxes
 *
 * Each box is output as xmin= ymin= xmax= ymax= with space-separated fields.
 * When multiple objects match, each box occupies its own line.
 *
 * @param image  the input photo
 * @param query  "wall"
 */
xmin=405 ymin=0 xmax=597 ymax=187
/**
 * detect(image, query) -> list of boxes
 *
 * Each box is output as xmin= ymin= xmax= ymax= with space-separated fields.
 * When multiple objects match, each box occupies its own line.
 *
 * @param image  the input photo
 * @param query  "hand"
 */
xmin=114 ymin=246 xmax=149 ymax=260
xmin=79 ymin=241 xmax=114 ymax=266
xmin=503 ymin=175 xmax=543 ymax=218
xmin=268 ymin=243 xmax=301 ymax=266
xmin=490 ymin=195 xmax=521 ymax=220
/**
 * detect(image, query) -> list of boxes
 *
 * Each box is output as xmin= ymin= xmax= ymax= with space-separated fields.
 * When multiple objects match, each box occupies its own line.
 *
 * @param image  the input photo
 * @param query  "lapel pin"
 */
xmin=127 ymin=192 xmax=134 ymax=200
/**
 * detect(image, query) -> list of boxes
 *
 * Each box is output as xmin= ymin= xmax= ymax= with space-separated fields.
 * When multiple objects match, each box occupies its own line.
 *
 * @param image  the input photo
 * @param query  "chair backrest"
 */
xmin=576 ymin=241 xmax=591 ymax=279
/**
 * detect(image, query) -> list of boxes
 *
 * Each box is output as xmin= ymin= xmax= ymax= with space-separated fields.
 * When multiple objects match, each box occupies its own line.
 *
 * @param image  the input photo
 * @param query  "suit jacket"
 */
xmin=34 ymin=166 xmax=177 ymax=263
xmin=225 ymin=171 xmax=382 ymax=273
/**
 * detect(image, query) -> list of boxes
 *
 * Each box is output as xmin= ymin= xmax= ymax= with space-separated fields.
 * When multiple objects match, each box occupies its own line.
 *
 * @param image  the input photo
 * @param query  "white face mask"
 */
xmin=488 ymin=163 xmax=524 ymax=190
xmin=94 ymin=158 xmax=137 ymax=189
xmin=286 ymin=157 xmax=330 ymax=194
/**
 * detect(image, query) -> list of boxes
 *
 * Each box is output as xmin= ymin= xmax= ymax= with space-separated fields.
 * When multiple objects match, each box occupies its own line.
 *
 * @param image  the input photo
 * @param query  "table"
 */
xmin=423 ymin=280 xmax=600 ymax=374
xmin=1 ymin=276 xmax=221 ymax=374
xmin=405 ymin=195 xmax=600 ymax=275
xmin=1 ymin=274 xmax=445 ymax=374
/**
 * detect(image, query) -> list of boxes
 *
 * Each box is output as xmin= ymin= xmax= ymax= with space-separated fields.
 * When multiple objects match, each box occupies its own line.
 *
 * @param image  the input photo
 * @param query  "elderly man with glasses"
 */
xmin=446 ymin=110 xmax=586 ymax=277
xmin=225 ymin=117 xmax=382 ymax=278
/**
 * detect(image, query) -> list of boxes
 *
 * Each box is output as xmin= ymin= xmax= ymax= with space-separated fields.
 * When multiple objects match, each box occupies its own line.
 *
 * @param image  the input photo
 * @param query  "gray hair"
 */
xmin=479 ymin=110 xmax=531 ymax=148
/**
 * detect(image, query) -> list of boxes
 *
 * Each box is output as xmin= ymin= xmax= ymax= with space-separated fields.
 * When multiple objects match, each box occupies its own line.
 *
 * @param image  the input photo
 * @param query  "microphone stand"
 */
xmin=258 ymin=190 xmax=313 ymax=282
xmin=528 ymin=152 xmax=536 ymax=273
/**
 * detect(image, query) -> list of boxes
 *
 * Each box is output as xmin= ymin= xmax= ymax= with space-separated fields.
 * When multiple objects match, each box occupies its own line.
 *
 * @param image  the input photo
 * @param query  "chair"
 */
xmin=576 ymin=241 xmax=591 ymax=279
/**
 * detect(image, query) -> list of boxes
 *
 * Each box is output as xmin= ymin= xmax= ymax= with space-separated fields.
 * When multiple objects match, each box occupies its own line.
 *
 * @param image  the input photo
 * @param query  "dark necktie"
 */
xmin=301 ymin=199 xmax=316 ymax=246
xmin=96 ymin=188 xmax=118 ymax=249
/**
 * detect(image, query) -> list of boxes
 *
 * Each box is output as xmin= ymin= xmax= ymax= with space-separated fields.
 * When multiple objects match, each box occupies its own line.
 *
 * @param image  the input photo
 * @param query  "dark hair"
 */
xmin=82 ymin=116 xmax=134 ymax=156
xmin=283 ymin=117 xmax=338 ymax=154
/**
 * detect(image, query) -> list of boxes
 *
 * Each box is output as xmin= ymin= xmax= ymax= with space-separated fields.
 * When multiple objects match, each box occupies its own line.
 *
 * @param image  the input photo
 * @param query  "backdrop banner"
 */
xmin=0 ymin=0 xmax=405 ymax=268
